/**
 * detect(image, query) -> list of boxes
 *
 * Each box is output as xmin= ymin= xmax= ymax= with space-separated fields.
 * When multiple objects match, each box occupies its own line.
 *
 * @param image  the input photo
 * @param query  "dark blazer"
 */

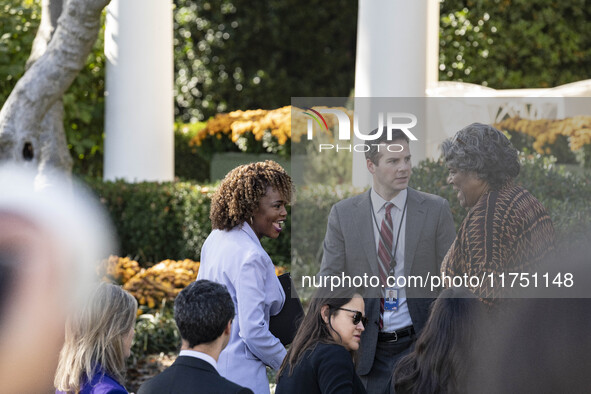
xmin=319 ymin=188 xmax=456 ymax=375
xmin=275 ymin=343 xmax=367 ymax=394
xmin=137 ymin=356 xmax=253 ymax=394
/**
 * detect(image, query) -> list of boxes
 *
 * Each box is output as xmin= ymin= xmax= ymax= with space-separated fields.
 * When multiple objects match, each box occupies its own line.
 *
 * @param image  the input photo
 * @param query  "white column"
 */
xmin=104 ymin=0 xmax=174 ymax=182
xmin=353 ymin=0 xmax=439 ymax=187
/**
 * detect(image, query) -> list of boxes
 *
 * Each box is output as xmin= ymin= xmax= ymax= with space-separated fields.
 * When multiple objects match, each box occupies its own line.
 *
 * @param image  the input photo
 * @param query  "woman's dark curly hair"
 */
xmin=441 ymin=123 xmax=520 ymax=190
xmin=210 ymin=160 xmax=293 ymax=230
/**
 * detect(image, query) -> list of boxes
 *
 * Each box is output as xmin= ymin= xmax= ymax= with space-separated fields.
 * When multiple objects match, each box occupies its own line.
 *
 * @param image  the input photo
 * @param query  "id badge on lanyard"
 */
xmin=384 ymin=268 xmax=399 ymax=311
xmin=384 ymin=288 xmax=398 ymax=311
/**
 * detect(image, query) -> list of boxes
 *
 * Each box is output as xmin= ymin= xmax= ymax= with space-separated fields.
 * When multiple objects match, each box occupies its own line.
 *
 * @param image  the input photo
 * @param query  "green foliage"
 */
xmin=439 ymin=6 xmax=497 ymax=84
xmin=300 ymin=133 xmax=353 ymax=186
xmin=132 ymin=305 xmax=179 ymax=356
xmin=291 ymin=184 xmax=365 ymax=285
xmin=412 ymin=154 xmax=591 ymax=248
xmin=578 ymin=144 xmax=591 ymax=169
xmin=504 ymin=129 xmax=577 ymax=164
xmin=89 ymin=179 xmax=213 ymax=265
xmin=192 ymin=128 xmax=289 ymax=161
xmin=173 ymin=0 xmax=357 ymax=122
xmin=187 ymin=126 xmax=241 ymax=165
xmin=0 ymin=1 xmax=39 ymax=100
xmin=233 ymin=130 xmax=289 ymax=157
xmin=515 ymin=154 xmax=591 ymax=248
xmin=440 ymin=0 xmax=591 ymax=88
xmin=88 ymin=178 xmax=291 ymax=267
xmin=174 ymin=122 xmax=210 ymax=182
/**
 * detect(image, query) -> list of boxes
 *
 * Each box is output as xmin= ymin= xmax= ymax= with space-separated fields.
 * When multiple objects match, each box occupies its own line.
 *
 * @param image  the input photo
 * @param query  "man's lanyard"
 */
xmin=369 ymin=190 xmax=408 ymax=273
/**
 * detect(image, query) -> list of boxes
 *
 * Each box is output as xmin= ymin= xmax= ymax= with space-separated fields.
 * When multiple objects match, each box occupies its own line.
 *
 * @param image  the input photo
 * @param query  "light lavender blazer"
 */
xmin=197 ymin=222 xmax=286 ymax=394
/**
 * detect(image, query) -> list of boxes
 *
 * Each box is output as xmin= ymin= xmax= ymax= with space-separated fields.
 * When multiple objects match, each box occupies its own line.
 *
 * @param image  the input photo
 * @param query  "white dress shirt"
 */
xmin=370 ymin=188 xmax=413 ymax=332
xmin=179 ymin=349 xmax=217 ymax=370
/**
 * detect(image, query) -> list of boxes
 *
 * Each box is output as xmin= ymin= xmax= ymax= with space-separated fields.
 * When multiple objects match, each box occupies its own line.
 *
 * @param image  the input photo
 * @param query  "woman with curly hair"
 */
xmin=440 ymin=123 xmax=555 ymax=301
xmin=197 ymin=160 xmax=293 ymax=394
xmin=54 ymin=282 xmax=137 ymax=393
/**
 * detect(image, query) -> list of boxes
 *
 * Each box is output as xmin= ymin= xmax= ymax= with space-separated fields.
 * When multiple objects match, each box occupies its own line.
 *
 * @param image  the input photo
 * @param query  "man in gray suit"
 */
xmin=318 ymin=128 xmax=456 ymax=394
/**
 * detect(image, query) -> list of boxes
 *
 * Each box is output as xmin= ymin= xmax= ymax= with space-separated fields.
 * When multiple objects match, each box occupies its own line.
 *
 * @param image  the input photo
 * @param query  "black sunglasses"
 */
xmin=336 ymin=307 xmax=368 ymax=327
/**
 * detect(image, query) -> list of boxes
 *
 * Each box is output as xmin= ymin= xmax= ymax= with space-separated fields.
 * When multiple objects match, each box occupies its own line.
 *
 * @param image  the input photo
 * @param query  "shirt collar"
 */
xmin=179 ymin=350 xmax=218 ymax=370
xmin=370 ymin=188 xmax=408 ymax=214
xmin=241 ymin=221 xmax=262 ymax=246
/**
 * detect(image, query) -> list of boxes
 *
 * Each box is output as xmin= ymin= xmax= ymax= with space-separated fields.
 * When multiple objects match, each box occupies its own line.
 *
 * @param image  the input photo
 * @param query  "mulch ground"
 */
xmin=126 ymin=352 xmax=177 ymax=393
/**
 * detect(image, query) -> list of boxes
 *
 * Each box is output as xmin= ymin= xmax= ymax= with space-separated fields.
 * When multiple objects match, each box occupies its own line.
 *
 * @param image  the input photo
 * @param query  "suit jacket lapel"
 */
xmin=354 ymin=190 xmax=379 ymax=278
xmin=404 ymin=188 xmax=426 ymax=277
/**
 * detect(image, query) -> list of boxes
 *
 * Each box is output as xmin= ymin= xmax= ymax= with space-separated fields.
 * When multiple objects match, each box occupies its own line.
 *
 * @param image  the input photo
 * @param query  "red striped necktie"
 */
xmin=378 ymin=202 xmax=394 ymax=330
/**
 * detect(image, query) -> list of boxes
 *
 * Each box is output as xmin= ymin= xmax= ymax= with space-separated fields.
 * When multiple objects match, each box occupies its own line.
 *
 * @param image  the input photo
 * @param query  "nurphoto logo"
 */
xmin=303 ymin=107 xmax=418 ymax=152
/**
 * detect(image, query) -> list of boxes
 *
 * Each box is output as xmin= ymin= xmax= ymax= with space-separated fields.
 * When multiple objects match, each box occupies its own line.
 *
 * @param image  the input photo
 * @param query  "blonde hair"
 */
xmin=54 ymin=282 xmax=137 ymax=393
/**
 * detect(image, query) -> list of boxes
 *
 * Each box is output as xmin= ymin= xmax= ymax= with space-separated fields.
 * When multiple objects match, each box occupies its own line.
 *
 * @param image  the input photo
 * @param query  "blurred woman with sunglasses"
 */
xmin=276 ymin=288 xmax=368 ymax=394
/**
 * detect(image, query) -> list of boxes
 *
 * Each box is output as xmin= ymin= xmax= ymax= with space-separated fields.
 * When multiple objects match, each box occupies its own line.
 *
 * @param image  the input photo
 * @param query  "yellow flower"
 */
xmin=494 ymin=116 xmax=591 ymax=154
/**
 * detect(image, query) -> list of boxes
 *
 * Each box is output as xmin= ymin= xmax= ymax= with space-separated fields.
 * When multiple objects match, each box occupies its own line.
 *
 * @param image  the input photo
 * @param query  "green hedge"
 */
xmin=504 ymin=130 xmax=578 ymax=165
xmin=90 ymin=155 xmax=590 ymax=272
xmin=439 ymin=0 xmax=591 ymax=89
xmin=0 ymin=2 xmax=39 ymax=101
xmin=89 ymin=180 xmax=213 ymax=264
xmin=410 ymin=155 xmax=591 ymax=248
xmin=89 ymin=178 xmax=292 ymax=267
xmin=174 ymin=122 xmax=210 ymax=182
xmin=173 ymin=0 xmax=357 ymax=122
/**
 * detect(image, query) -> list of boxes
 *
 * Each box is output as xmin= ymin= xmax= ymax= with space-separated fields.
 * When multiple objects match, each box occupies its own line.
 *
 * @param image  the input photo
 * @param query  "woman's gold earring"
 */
xmin=249 ymin=216 xmax=254 ymax=225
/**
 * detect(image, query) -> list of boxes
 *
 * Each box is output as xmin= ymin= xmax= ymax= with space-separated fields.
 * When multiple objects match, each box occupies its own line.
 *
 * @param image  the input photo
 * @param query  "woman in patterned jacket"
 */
xmin=440 ymin=123 xmax=555 ymax=301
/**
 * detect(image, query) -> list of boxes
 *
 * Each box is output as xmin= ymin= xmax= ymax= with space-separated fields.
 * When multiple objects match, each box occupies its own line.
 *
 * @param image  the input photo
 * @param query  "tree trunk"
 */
xmin=0 ymin=0 xmax=110 ymax=177
xmin=26 ymin=0 xmax=64 ymax=68
xmin=27 ymin=0 xmax=72 ymax=175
